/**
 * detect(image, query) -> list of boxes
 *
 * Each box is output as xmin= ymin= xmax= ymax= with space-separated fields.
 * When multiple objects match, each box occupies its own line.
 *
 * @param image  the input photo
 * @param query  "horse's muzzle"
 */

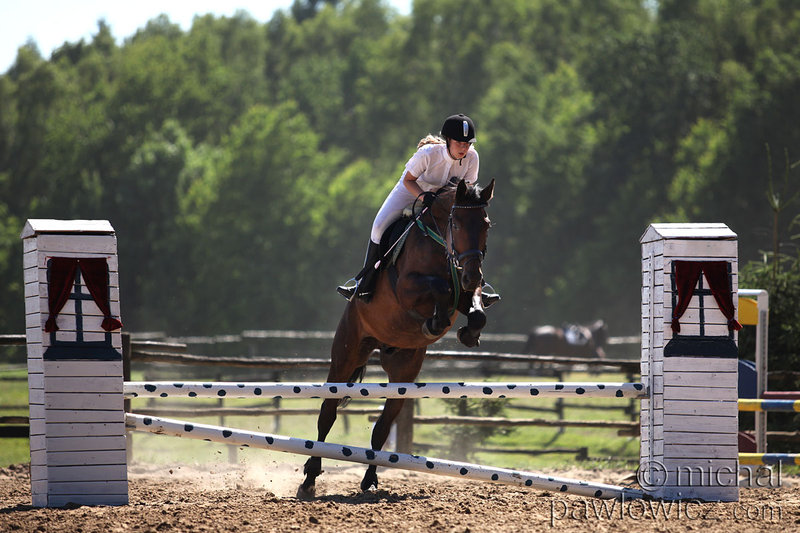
xmin=457 ymin=250 xmax=484 ymax=291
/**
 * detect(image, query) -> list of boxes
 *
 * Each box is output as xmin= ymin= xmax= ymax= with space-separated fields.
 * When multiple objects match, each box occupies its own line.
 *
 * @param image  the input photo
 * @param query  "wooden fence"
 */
xmin=2 ymin=330 xmax=642 ymax=458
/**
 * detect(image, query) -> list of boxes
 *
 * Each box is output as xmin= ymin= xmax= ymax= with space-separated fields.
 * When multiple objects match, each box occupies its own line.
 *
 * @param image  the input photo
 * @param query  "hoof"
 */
xmin=457 ymin=326 xmax=480 ymax=348
xmin=296 ymin=484 xmax=316 ymax=500
xmin=360 ymin=470 xmax=378 ymax=492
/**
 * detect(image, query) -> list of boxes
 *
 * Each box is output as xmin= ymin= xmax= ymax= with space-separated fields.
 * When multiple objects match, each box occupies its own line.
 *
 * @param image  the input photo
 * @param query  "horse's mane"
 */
xmin=424 ymin=181 xmax=484 ymax=222
xmin=436 ymin=181 xmax=485 ymax=206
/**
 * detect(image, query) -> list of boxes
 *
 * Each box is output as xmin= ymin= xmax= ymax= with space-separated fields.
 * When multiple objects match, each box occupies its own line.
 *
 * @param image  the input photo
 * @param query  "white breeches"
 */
xmin=370 ymin=183 xmax=417 ymax=244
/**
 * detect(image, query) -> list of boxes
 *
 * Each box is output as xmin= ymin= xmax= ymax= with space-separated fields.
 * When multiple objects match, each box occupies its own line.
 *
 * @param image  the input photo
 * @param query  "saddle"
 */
xmin=378 ymin=193 xmax=481 ymax=314
xmin=379 ymin=215 xmax=415 ymax=290
xmin=377 ymin=200 xmax=429 ymax=271
xmin=563 ymin=324 xmax=590 ymax=347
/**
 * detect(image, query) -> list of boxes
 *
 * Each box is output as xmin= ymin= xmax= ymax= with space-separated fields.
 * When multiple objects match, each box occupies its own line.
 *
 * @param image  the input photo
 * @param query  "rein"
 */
xmin=415 ymin=201 xmax=488 ymax=313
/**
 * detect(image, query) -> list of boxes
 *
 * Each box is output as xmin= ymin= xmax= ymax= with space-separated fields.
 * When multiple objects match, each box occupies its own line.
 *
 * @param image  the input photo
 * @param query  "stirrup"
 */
xmin=337 ymin=279 xmax=358 ymax=301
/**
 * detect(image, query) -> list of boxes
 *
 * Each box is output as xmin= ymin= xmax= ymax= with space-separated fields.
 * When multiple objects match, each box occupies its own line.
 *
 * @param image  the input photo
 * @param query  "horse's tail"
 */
xmin=338 ymin=364 xmax=367 ymax=407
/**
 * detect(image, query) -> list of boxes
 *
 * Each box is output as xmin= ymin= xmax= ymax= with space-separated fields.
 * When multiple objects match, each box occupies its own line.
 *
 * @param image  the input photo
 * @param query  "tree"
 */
xmin=179 ymin=103 xmax=342 ymax=332
xmin=3 ymin=1 xmax=800 ymax=340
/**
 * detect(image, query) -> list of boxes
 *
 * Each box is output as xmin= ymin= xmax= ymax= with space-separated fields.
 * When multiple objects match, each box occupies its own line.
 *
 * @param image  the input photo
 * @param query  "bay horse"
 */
xmin=298 ymin=178 xmax=495 ymax=497
xmin=524 ymin=319 xmax=608 ymax=359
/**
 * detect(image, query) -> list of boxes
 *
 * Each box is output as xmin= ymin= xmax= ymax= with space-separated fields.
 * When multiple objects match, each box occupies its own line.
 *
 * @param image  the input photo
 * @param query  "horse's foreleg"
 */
xmin=360 ymin=397 xmax=407 ymax=491
xmin=299 ymin=398 xmax=339 ymax=497
xmin=457 ymin=290 xmax=486 ymax=348
xmin=361 ymin=347 xmax=426 ymax=491
xmin=421 ymin=277 xmax=452 ymax=338
xmin=398 ymin=273 xmax=452 ymax=338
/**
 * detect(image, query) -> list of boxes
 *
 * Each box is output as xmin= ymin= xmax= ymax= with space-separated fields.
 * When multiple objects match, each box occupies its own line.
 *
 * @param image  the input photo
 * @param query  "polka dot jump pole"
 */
xmin=125 ymin=413 xmax=645 ymax=500
xmin=124 ymin=381 xmax=647 ymax=400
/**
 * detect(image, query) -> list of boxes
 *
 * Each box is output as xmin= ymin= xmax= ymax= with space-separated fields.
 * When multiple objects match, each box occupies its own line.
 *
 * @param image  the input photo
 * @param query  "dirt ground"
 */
xmin=1 ymin=461 xmax=799 ymax=533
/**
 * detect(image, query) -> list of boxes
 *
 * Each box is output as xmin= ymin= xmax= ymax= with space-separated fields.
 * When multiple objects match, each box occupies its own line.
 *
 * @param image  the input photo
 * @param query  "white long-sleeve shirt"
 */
xmin=370 ymin=143 xmax=479 ymax=243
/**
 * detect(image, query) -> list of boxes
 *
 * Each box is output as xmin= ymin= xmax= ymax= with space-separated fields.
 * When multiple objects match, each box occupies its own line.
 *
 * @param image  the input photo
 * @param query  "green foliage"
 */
xmin=739 ymin=145 xmax=800 ymax=448
xmin=739 ymin=251 xmax=800 ymax=450
xmin=0 ymin=202 xmax=22 ymax=332
xmin=740 ymin=254 xmax=800 ymax=377
xmin=1 ymin=0 xmax=800 ymax=340
xmin=738 ymin=141 xmax=800 ymax=371
xmin=439 ymin=398 xmax=514 ymax=461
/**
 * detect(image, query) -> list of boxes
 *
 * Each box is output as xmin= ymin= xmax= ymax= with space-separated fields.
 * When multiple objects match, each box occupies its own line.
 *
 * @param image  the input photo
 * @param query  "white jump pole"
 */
xmin=126 ymin=412 xmax=644 ymax=500
xmin=124 ymin=381 xmax=647 ymax=400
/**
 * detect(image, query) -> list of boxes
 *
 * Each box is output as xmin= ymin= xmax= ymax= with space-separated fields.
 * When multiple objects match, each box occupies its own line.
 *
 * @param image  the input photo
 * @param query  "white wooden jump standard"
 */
xmin=126 ymin=412 xmax=644 ymax=500
xmin=23 ymin=220 xmax=742 ymax=506
xmin=21 ymin=219 xmax=127 ymax=507
xmin=124 ymin=381 xmax=647 ymax=400
xmin=640 ymin=223 xmax=740 ymax=502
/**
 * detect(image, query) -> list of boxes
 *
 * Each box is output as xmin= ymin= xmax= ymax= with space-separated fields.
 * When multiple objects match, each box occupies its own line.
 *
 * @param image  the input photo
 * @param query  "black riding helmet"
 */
xmin=441 ymin=113 xmax=476 ymax=143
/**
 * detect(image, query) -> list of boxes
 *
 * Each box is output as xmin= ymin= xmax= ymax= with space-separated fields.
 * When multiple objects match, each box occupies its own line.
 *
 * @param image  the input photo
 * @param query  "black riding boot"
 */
xmin=337 ymin=241 xmax=382 ymax=302
xmin=481 ymin=281 xmax=501 ymax=308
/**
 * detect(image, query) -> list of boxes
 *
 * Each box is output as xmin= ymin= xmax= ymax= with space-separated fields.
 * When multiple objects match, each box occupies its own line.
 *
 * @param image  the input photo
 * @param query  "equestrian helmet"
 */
xmin=441 ymin=114 xmax=476 ymax=143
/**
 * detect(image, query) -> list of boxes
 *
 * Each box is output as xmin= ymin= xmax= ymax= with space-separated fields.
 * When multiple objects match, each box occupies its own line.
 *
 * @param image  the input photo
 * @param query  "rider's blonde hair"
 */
xmin=417 ymin=134 xmax=446 ymax=148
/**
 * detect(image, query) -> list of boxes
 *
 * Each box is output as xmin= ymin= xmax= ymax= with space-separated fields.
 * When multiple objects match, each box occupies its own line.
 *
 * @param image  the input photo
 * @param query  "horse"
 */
xmin=298 ymin=178 xmax=495 ymax=498
xmin=523 ymin=319 xmax=608 ymax=359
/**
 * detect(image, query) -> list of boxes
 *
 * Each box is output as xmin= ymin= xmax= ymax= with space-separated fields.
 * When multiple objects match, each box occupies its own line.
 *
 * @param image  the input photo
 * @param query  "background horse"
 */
xmin=299 ymin=178 xmax=495 ymax=497
xmin=523 ymin=319 xmax=608 ymax=359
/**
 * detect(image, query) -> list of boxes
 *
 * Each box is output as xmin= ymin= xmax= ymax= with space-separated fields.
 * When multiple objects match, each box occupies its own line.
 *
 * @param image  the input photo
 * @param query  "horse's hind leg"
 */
xmin=361 ymin=347 xmax=425 ymax=492
xmin=299 ymin=310 xmax=376 ymax=498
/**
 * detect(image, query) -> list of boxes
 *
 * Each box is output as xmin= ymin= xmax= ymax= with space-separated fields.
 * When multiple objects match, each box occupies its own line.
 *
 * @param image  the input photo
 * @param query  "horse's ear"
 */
xmin=480 ymin=178 xmax=495 ymax=203
xmin=456 ymin=178 xmax=468 ymax=199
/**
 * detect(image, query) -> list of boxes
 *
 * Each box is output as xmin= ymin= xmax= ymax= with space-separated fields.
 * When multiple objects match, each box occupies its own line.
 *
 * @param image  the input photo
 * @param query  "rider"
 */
xmin=337 ymin=113 xmax=500 ymax=306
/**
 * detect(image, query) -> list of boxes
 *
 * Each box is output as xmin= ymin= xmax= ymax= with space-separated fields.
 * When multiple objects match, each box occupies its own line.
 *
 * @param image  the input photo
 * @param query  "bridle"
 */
xmin=446 ymin=203 xmax=488 ymax=276
xmin=412 ymin=195 xmax=489 ymax=312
